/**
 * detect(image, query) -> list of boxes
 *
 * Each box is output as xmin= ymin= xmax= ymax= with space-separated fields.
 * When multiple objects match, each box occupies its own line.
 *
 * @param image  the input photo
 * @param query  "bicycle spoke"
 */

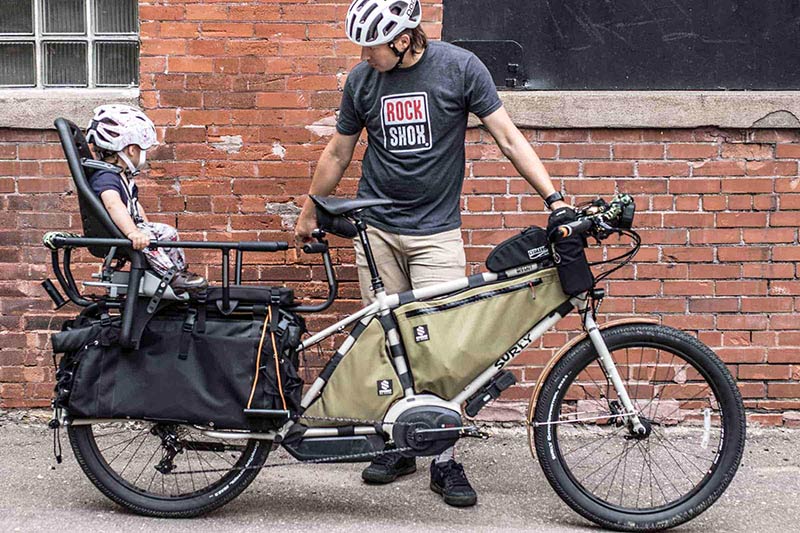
xmin=118 ymin=429 xmax=149 ymax=476
xmin=649 ymin=430 xmax=710 ymax=474
xmin=106 ymin=427 xmax=149 ymax=466
xmin=583 ymin=442 xmax=639 ymax=493
xmin=649 ymin=427 xmax=701 ymax=490
xmin=186 ymin=447 xmax=197 ymax=493
xmin=603 ymin=440 xmax=629 ymax=501
xmin=133 ymin=442 xmax=161 ymax=486
xmin=559 ymin=425 xmax=628 ymax=463
xmin=619 ymin=438 xmax=629 ymax=506
xmin=646 ymin=438 xmax=683 ymax=501
xmin=98 ymin=431 xmax=146 ymax=453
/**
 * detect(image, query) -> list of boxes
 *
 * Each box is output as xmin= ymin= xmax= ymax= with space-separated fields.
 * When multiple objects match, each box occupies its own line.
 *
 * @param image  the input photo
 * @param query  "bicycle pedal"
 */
xmin=461 ymin=426 xmax=490 ymax=439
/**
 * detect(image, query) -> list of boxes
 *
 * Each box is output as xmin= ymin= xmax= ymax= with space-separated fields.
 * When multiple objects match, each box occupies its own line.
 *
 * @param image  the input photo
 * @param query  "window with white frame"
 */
xmin=0 ymin=0 xmax=139 ymax=88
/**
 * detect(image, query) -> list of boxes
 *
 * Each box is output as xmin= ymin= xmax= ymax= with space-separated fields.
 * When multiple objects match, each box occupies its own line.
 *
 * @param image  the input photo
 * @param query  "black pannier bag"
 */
xmin=548 ymin=207 xmax=594 ymax=296
xmin=52 ymin=299 xmax=305 ymax=431
xmin=485 ymin=225 xmax=551 ymax=272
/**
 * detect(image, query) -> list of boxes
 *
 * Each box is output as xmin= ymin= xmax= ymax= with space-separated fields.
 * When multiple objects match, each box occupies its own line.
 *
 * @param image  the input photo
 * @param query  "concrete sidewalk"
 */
xmin=0 ymin=415 xmax=798 ymax=532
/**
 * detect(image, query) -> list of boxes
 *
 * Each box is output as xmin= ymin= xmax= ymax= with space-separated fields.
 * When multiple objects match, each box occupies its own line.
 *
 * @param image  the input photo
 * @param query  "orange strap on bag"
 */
xmin=247 ymin=306 xmax=287 ymax=410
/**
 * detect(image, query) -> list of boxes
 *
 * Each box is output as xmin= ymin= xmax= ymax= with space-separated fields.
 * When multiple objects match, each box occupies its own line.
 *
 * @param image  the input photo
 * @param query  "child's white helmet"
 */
xmin=86 ymin=104 xmax=158 ymax=152
xmin=345 ymin=0 xmax=422 ymax=46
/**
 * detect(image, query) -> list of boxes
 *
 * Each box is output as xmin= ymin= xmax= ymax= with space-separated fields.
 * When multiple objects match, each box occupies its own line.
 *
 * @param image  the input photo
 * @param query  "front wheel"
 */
xmin=532 ymin=324 xmax=745 ymax=531
xmin=68 ymin=420 xmax=270 ymax=517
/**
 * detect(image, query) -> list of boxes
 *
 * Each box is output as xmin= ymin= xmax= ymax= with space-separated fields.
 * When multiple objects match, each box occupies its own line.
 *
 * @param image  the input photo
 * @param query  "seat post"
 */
xmin=354 ymin=217 xmax=384 ymax=295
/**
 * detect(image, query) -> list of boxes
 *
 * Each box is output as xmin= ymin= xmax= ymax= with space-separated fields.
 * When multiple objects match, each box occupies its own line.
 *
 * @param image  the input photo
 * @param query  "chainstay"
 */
xmin=167 ymin=445 xmax=416 ymax=475
xmin=167 ymin=413 xmax=417 ymax=476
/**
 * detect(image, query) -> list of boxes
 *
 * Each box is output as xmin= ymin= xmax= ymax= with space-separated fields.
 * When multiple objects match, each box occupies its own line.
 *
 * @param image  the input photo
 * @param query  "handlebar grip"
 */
xmin=237 ymin=241 xmax=289 ymax=251
xmin=554 ymin=218 xmax=595 ymax=241
xmin=303 ymin=242 xmax=328 ymax=254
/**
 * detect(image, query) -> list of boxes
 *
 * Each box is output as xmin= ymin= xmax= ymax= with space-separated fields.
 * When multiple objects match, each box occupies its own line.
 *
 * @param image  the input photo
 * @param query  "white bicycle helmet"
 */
xmin=86 ymin=104 xmax=158 ymax=152
xmin=345 ymin=0 xmax=422 ymax=46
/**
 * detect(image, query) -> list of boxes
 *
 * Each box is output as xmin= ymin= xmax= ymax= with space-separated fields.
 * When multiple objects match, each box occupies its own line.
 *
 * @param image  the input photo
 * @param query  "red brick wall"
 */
xmin=1 ymin=2 xmax=799 ymax=427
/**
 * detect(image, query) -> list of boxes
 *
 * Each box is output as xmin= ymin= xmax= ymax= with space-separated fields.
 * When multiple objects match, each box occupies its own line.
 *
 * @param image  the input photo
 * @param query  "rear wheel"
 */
xmin=532 ymin=324 xmax=745 ymax=531
xmin=68 ymin=420 xmax=269 ymax=517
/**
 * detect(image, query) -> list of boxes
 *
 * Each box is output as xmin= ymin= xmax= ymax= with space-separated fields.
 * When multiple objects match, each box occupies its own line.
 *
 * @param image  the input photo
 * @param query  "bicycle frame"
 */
xmin=284 ymin=226 xmax=646 ymax=441
xmin=53 ymin=224 xmax=645 ymax=440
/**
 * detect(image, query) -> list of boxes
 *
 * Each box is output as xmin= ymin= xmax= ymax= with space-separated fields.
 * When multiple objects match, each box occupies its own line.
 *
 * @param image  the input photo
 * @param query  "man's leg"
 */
xmin=404 ymin=229 xmax=478 ymax=507
xmin=354 ymin=226 xmax=417 ymax=483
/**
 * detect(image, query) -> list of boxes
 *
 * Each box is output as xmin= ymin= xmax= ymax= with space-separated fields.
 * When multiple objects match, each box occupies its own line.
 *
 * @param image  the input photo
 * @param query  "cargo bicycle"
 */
xmin=44 ymin=118 xmax=745 ymax=531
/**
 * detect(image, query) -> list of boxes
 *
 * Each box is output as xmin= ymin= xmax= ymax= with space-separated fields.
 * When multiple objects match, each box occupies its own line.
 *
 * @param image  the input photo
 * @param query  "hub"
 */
xmin=625 ymin=416 xmax=652 ymax=440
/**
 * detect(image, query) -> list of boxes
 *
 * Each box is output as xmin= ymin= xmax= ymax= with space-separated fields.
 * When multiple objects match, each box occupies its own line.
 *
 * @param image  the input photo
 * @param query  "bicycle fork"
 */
xmin=581 ymin=304 xmax=647 ymax=436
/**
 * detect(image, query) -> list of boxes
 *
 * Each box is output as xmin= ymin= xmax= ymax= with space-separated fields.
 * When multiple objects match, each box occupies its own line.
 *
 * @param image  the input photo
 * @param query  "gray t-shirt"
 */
xmin=337 ymin=41 xmax=502 ymax=235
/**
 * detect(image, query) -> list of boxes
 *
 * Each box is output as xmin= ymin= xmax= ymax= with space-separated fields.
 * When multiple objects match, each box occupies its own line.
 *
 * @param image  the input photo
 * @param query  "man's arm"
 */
xmin=294 ymin=131 xmax=361 ymax=242
xmin=479 ymin=106 xmax=569 ymax=210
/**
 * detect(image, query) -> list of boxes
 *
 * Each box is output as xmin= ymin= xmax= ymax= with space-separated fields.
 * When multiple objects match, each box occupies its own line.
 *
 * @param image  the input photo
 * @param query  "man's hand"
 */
xmin=126 ymin=230 xmax=150 ymax=250
xmin=549 ymin=200 xmax=571 ymax=211
xmin=294 ymin=202 xmax=318 ymax=244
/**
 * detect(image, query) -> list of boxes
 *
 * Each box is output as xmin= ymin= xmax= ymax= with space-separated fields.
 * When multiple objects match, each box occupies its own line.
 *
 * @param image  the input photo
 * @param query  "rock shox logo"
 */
xmin=414 ymin=324 xmax=430 ymax=342
xmin=381 ymin=92 xmax=432 ymax=153
xmin=377 ymin=379 xmax=393 ymax=396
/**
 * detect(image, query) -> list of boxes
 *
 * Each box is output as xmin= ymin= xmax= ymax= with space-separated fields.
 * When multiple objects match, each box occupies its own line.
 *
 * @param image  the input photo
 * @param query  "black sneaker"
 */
xmin=429 ymin=460 xmax=477 ymax=507
xmin=361 ymin=447 xmax=417 ymax=484
xmin=170 ymin=271 xmax=208 ymax=295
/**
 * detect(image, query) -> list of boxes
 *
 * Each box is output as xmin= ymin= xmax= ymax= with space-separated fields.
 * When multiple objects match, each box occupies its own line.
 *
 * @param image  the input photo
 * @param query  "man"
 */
xmin=294 ymin=0 xmax=569 ymax=507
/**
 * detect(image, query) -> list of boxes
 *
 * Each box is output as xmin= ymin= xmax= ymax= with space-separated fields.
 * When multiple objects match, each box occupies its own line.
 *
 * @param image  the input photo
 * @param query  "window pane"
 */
xmin=43 ymin=41 xmax=87 ymax=86
xmin=95 ymin=41 xmax=138 ymax=86
xmin=0 ymin=1 xmax=34 ymax=34
xmin=94 ymin=0 xmax=137 ymax=34
xmin=0 ymin=42 xmax=36 ymax=86
xmin=43 ymin=0 xmax=86 ymax=34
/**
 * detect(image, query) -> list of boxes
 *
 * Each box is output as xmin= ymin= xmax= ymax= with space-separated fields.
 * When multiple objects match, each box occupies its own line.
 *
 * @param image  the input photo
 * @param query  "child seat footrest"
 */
xmin=244 ymin=409 xmax=291 ymax=421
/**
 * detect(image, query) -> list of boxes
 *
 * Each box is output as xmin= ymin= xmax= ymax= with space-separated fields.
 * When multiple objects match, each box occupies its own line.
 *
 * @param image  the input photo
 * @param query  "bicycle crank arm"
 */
xmin=411 ymin=425 xmax=489 ymax=443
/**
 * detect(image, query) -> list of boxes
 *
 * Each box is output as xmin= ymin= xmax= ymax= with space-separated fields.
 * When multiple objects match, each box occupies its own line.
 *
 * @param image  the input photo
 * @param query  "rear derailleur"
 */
xmin=152 ymin=424 xmax=184 ymax=474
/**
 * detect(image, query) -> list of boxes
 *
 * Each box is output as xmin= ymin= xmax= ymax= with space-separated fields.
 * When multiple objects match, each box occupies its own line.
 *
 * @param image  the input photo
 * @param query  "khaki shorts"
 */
xmin=353 ymin=226 xmax=467 ymax=305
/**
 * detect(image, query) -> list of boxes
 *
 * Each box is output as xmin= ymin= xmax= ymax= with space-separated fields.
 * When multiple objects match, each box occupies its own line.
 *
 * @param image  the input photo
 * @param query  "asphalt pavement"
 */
xmin=0 ymin=411 xmax=798 ymax=532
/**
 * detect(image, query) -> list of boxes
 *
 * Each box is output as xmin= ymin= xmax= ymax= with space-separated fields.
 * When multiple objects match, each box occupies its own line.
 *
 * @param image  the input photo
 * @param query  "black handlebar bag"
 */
xmin=52 ymin=302 xmax=305 ymax=430
xmin=548 ymin=208 xmax=594 ymax=296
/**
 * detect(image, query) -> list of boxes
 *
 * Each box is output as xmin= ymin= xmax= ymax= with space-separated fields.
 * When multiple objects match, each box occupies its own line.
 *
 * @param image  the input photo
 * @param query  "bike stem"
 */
xmin=579 ymin=299 xmax=647 ymax=435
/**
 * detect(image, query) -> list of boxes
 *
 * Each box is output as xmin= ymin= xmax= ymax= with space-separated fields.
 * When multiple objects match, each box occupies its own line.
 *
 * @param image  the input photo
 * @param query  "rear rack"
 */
xmin=44 ymin=234 xmax=338 ymax=349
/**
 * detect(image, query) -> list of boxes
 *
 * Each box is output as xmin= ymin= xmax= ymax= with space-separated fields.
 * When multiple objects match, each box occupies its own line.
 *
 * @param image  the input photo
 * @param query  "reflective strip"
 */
xmin=300 ymin=377 xmax=326 ymax=408
xmin=403 ymin=278 xmax=543 ymax=319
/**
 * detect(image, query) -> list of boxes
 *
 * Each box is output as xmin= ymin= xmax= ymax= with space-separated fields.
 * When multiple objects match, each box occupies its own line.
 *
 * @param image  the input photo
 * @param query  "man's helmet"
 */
xmin=345 ymin=0 xmax=422 ymax=46
xmin=85 ymin=104 xmax=158 ymax=152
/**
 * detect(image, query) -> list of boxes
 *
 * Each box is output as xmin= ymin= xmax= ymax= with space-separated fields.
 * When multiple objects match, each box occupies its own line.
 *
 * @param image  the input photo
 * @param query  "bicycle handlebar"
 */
xmin=551 ymin=194 xmax=636 ymax=242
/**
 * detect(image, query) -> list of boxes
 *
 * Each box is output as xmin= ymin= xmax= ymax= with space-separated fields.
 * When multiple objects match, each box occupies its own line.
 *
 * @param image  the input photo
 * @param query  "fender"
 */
xmin=525 ymin=317 xmax=660 ymax=458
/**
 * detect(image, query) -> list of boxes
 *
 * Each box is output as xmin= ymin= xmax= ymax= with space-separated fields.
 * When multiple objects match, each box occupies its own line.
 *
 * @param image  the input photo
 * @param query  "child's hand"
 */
xmin=126 ymin=230 xmax=150 ymax=250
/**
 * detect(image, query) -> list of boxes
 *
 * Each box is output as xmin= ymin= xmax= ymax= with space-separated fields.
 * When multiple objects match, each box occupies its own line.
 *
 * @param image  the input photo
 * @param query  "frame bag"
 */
xmin=300 ymin=318 xmax=403 ymax=427
xmin=394 ymin=268 xmax=569 ymax=400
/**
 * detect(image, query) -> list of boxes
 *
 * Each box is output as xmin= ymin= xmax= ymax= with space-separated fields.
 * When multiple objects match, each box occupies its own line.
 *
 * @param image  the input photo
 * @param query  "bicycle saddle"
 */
xmin=310 ymin=195 xmax=393 ymax=216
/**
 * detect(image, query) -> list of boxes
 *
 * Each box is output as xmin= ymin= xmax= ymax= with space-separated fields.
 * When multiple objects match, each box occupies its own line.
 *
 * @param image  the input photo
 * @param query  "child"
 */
xmin=85 ymin=104 xmax=207 ymax=294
